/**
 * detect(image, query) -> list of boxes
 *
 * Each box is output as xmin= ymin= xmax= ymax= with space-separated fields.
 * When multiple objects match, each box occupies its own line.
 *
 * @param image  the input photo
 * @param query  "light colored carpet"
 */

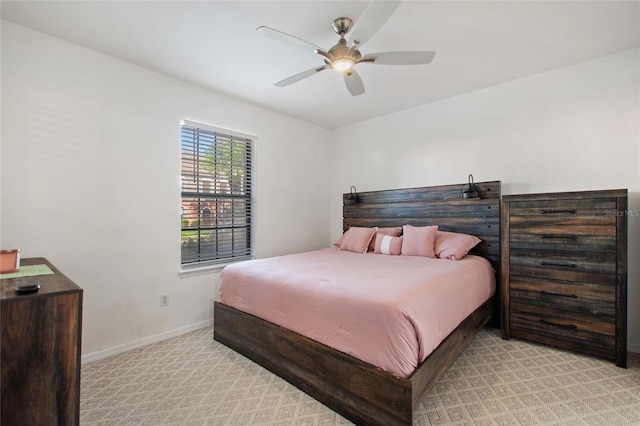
xmin=81 ymin=327 xmax=640 ymax=425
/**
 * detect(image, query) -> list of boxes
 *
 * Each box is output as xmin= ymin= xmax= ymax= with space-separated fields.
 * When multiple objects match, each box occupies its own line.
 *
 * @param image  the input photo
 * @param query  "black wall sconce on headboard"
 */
xmin=345 ymin=186 xmax=358 ymax=205
xmin=460 ymin=174 xmax=480 ymax=199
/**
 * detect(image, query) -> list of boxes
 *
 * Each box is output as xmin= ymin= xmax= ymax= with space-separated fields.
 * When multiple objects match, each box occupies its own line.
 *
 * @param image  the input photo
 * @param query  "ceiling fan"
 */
xmin=257 ymin=0 xmax=435 ymax=96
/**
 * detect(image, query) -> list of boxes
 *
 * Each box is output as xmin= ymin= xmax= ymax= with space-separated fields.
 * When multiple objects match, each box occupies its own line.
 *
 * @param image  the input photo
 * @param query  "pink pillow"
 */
xmin=369 ymin=226 xmax=402 ymax=251
xmin=339 ymin=227 xmax=378 ymax=254
xmin=435 ymin=231 xmax=482 ymax=260
xmin=374 ymin=234 xmax=403 ymax=255
xmin=401 ymin=224 xmax=438 ymax=258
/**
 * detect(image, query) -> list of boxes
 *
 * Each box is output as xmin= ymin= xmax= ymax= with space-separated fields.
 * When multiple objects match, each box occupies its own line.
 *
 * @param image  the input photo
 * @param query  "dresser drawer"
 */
xmin=510 ymin=302 xmax=615 ymax=359
xmin=509 ymin=276 xmax=615 ymax=316
xmin=510 ymin=302 xmax=614 ymax=344
xmin=509 ymin=248 xmax=616 ymax=284
xmin=508 ymin=225 xmax=616 ymax=252
xmin=508 ymin=198 xmax=617 ymax=226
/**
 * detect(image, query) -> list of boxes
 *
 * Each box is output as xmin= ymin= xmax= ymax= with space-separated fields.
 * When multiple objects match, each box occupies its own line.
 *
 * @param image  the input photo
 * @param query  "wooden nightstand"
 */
xmin=501 ymin=190 xmax=627 ymax=367
xmin=1 ymin=258 xmax=83 ymax=425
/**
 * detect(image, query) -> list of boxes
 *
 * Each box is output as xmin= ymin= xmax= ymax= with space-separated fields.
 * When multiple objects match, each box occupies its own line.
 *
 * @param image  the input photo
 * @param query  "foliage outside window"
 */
xmin=180 ymin=120 xmax=254 ymax=267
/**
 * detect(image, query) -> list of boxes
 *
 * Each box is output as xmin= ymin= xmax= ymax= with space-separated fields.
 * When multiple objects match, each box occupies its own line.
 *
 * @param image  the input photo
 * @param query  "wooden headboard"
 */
xmin=343 ymin=181 xmax=502 ymax=325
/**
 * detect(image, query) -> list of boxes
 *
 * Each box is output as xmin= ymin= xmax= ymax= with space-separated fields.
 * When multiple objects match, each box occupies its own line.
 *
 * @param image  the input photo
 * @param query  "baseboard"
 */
xmin=79 ymin=319 xmax=640 ymax=364
xmin=81 ymin=319 xmax=211 ymax=365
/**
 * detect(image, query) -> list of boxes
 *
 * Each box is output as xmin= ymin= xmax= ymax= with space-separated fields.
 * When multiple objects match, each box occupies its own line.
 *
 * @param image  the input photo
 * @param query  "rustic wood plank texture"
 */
xmin=343 ymin=181 xmax=501 ymax=205
xmin=501 ymin=197 xmax=511 ymax=339
xmin=509 ymin=248 xmax=616 ymax=275
xmin=214 ymin=181 xmax=502 ymax=424
xmin=1 ymin=258 xmax=83 ymax=426
xmin=502 ymin=189 xmax=627 ymax=367
xmin=214 ymin=302 xmax=412 ymax=426
xmin=510 ymin=329 xmax=615 ymax=360
xmin=510 ymin=277 xmax=615 ymax=316
xmin=343 ymin=181 xmax=501 ymax=270
xmin=508 ymin=226 xmax=616 ymax=253
xmin=409 ymin=299 xmax=494 ymax=406
xmin=616 ymin=196 xmax=628 ymax=368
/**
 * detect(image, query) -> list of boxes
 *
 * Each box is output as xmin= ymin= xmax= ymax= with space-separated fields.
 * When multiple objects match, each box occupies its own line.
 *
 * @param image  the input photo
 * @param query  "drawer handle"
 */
xmin=540 ymin=290 xmax=578 ymax=299
xmin=540 ymin=261 xmax=577 ymax=268
xmin=540 ymin=209 xmax=577 ymax=215
xmin=540 ymin=235 xmax=577 ymax=240
xmin=540 ymin=318 xmax=577 ymax=330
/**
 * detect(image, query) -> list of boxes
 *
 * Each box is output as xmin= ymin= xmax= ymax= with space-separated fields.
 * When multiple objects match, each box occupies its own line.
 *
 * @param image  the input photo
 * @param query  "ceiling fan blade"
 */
xmin=344 ymin=69 xmax=365 ymax=96
xmin=362 ymin=51 xmax=436 ymax=65
xmin=257 ymin=26 xmax=323 ymax=53
xmin=347 ymin=0 xmax=400 ymax=48
xmin=274 ymin=66 xmax=328 ymax=87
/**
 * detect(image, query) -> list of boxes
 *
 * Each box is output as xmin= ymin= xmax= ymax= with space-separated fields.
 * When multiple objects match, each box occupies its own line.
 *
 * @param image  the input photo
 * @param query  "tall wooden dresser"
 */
xmin=501 ymin=189 xmax=627 ymax=367
xmin=1 ymin=258 xmax=83 ymax=425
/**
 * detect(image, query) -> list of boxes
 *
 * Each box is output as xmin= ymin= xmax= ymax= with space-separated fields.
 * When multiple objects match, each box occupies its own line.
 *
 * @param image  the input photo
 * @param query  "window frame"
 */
xmin=179 ymin=119 xmax=256 ymax=272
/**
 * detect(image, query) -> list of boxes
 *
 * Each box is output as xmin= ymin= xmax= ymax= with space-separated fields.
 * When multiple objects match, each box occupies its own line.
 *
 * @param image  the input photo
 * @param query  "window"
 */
xmin=180 ymin=119 xmax=255 ymax=267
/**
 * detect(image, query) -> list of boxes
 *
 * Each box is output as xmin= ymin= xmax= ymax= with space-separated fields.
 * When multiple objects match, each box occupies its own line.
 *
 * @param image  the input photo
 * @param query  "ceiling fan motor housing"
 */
xmin=331 ymin=17 xmax=353 ymax=36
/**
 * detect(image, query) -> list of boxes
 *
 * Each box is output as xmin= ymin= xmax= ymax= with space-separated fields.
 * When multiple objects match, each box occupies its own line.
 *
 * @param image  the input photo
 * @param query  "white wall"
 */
xmin=0 ymin=21 xmax=332 ymax=361
xmin=330 ymin=49 xmax=640 ymax=352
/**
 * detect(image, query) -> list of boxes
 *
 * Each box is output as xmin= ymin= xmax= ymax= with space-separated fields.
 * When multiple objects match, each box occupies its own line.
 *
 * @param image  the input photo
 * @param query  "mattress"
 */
xmin=219 ymin=247 xmax=495 ymax=378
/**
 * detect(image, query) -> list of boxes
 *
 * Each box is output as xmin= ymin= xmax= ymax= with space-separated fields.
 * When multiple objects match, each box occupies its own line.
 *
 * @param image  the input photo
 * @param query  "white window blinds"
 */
xmin=180 ymin=120 xmax=254 ymax=266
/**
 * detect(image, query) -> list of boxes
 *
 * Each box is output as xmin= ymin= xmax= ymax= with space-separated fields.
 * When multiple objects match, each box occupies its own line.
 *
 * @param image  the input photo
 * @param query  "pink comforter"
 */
xmin=220 ymin=248 xmax=495 ymax=378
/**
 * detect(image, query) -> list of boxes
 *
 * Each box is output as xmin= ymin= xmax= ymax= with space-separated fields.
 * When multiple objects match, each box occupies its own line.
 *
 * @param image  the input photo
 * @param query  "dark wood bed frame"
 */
xmin=214 ymin=181 xmax=501 ymax=425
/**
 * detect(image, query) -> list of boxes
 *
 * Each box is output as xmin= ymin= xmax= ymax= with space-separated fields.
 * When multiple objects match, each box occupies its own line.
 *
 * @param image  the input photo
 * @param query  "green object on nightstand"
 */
xmin=0 ymin=264 xmax=54 ymax=279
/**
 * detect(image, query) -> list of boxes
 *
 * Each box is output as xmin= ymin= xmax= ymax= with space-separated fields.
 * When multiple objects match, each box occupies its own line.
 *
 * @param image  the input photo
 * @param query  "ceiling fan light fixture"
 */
xmin=331 ymin=58 xmax=354 ymax=72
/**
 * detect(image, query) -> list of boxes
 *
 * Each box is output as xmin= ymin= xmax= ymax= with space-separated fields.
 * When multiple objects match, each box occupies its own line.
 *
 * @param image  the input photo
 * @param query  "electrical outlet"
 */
xmin=160 ymin=294 xmax=169 ymax=307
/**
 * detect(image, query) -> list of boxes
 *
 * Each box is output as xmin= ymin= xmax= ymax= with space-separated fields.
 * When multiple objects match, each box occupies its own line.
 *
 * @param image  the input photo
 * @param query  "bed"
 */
xmin=214 ymin=181 xmax=501 ymax=425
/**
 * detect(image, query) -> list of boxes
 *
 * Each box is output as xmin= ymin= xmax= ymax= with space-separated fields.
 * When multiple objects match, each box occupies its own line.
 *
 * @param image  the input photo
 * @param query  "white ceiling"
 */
xmin=2 ymin=1 xmax=639 ymax=129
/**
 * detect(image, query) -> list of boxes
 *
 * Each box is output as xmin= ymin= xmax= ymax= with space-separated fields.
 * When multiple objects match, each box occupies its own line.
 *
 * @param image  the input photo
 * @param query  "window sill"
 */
xmin=178 ymin=258 xmax=254 ymax=278
xmin=179 ymin=264 xmax=225 ymax=278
